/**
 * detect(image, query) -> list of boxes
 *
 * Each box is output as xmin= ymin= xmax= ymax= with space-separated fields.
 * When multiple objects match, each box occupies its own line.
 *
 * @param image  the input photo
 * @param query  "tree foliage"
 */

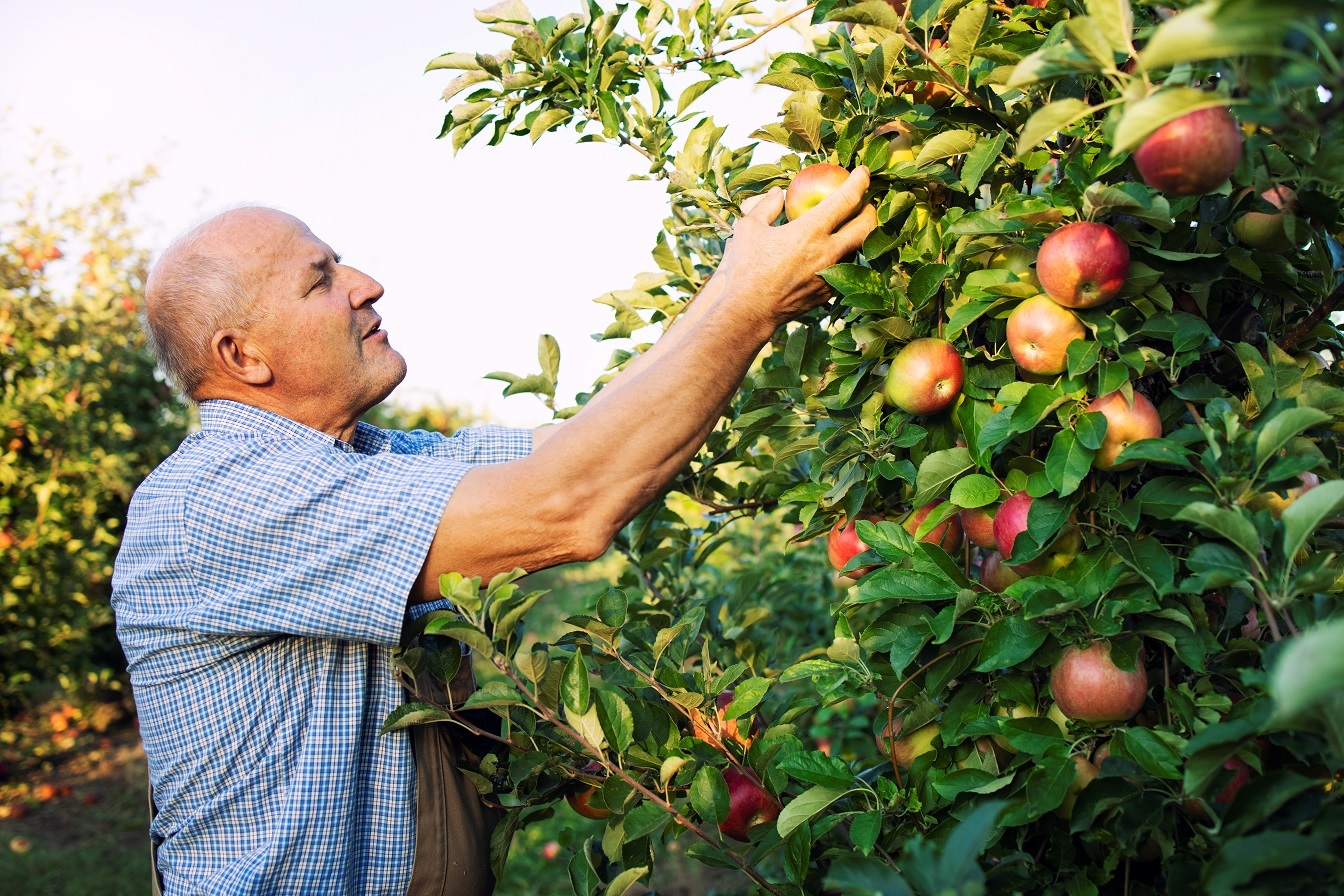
xmin=401 ymin=1 xmax=1344 ymax=893
xmin=0 ymin=154 xmax=188 ymax=710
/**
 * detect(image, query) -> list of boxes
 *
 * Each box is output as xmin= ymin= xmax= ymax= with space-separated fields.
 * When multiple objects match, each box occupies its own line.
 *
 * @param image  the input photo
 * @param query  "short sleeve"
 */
xmin=181 ymin=443 xmax=471 ymax=646
xmin=353 ymin=422 xmax=533 ymax=464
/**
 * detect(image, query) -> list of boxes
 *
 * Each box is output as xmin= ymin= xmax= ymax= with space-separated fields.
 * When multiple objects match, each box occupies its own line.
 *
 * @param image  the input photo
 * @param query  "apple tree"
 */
xmin=393 ymin=1 xmax=1344 ymax=893
xmin=0 ymin=154 xmax=189 ymax=710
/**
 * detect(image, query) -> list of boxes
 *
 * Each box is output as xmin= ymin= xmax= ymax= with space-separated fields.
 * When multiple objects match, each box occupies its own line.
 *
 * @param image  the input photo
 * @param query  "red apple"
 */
xmin=1050 ymin=642 xmax=1148 ymax=723
xmin=565 ymin=761 xmax=612 ymax=820
xmin=785 ymin=163 xmax=850 ymax=221
xmin=690 ymin=690 xmax=762 ymax=749
xmin=990 ymin=492 xmax=1034 ymax=566
xmin=541 ymin=840 xmax=561 ymax=860
xmin=827 ymin=513 xmax=885 ymax=578
xmin=960 ymin=505 xmax=998 ymax=550
xmin=903 ymin=501 xmax=964 ymax=552
xmin=1037 ymin=222 xmax=1130 ymax=309
xmin=719 ymin=768 xmax=782 ymax=841
xmin=883 ymin=338 xmax=964 ymax=415
xmin=1087 ymin=390 xmax=1162 ymax=471
xmin=1134 ymin=106 xmax=1242 ymax=195
xmin=1232 ymin=186 xmax=1298 ymax=252
xmin=978 ymin=551 xmax=1022 ymax=591
xmin=1006 ymin=294 xmax=1087 ymax=375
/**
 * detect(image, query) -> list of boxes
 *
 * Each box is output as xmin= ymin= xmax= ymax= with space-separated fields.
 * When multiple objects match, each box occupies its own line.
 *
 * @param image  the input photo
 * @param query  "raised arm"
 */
xmin=414 ymin=170 xmax=876 ymax=596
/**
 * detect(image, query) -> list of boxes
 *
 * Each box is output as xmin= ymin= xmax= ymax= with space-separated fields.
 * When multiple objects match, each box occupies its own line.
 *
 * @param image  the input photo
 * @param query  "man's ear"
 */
xmin=210 ymin=328 xmax=273 ymax=385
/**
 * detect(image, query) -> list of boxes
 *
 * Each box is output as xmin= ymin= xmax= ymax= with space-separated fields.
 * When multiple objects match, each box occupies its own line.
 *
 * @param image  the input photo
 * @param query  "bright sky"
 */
xmin=1 ymin=0 xmax=808 ymax=426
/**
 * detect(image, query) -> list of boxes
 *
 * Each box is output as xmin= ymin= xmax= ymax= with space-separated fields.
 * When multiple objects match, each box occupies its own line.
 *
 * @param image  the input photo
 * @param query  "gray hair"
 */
xmin=142 ymin=209 xmax=268 ymax=398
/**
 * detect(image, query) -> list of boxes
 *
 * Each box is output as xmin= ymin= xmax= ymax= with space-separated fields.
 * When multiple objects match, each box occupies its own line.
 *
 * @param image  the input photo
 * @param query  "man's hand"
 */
xmin=712 ymin=167 xmax=878 ymax=339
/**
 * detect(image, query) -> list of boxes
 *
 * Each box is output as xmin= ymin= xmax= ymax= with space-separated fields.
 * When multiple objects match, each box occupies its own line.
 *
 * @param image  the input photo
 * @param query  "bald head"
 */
xmin=144 ymin=207 xmax=296 ymax=397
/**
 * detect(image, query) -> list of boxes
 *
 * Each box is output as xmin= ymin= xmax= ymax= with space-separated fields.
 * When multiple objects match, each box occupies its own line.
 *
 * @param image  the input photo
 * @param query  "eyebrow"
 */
xmin=302 ymin=252 xmax=342 ymax=293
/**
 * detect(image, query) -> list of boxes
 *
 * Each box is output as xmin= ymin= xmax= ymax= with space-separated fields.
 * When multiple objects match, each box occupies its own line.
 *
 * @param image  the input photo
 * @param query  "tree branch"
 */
xmin=1277 ymin=278 xmax=1344 ymax=352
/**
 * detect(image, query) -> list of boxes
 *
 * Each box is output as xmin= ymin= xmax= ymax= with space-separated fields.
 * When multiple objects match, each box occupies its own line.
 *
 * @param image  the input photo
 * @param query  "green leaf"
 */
xmin=1174 ymin=502 xmax=1262 ymax=559
xmin=380 ymin=701 xmax=455 ymax=734
xmin=951 ymin=473 xmax=1001 ymax=508
xmin=527 ymin=108 xmax=573 ymax=143
xmin=594 ymin=690 xmax=635 ymax=753
xmin=1140 ymin=0 xmax=1295 ymax=73
xmin=723 ymin=678 xmax=769 ymax=720
xmin=1015 ymin=99 xmax=1095 ymax=159
xmin=1086 ymin=0 xmax=1134 ymax=55
xmin=960 ymin=131 xmax=1008 ymax=194
xmin=596 ymin=588 xmax=628 ymax=628
xmin=537 ymin=333 xmax=560 ymax=383
xmin=1112 ymin=87 xmax=1239 ymax=154
xmin=827 ymin=1 xmax=904 ymax=30
xmin=1255 ymin=407 xmax=1331 ymax=469
xmin=948 ymin=2 xmax=989 ymax=69
xmin=777 ymin=785 xmax=847 ymax=838
xmin=1044 ymin=429 xmax=1095 ymax=497
xmin=913 ymin=447 xmax=975 ymax=505
xmin=975 ymin=616 xmax=1048 ymax=671
xmin=1203 ymin=832 xmax=1334 ymax=893
xmin=915 ymin=130 xmax=980 ymax=167
xmin=691 ymin=766 xmax=730 ymax=825
xmin=824 ymin=857 xmax=915 ymax=896
xmin=849 ymin=809 xmax=882 ymax=856
xmin=475 ymin=1 xmax=532 ymax=24
xmin=1115 ymin=727 xmax=1182 ymax=779
xmin=607 ymin=867 xmax=650 ymax=896
xmin=1280 ymin=480 xmax=1344 ymax=565
xmin=461 ymin=680 xmax=524 ymax=709
xmin=1268 ymin=616 xmax=1344 ymax=724
xmin=778 ymin=752 xmax=859 ymax=789
xmin=622 ymin=801 xmax=670 ymax=841
xmin=676 ymin=79 xmax=718 ymax=115
xmin=421 ymin=618 xmax=495 ymax=655
xmin=561 ymin=652 xmax=591 ymax=716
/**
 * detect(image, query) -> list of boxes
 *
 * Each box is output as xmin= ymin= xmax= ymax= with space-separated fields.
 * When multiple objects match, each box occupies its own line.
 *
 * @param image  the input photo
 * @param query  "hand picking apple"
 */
xmin=111 ymin=175 xmax=877 ymax=894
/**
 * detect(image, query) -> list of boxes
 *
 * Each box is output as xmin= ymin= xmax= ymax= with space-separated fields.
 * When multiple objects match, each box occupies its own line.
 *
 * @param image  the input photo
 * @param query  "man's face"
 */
xmin=224 ymin=210 xmax=407 ymax=419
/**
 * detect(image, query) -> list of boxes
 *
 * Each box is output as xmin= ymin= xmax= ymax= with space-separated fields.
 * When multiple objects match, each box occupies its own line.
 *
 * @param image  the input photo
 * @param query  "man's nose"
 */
xmin=346 ymin=267 xmax=384 ymax=308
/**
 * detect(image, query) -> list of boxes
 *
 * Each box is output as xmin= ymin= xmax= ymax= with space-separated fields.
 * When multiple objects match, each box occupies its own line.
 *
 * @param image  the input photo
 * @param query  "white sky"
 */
xmin=0 ymin=0 xmax=808 ymax=426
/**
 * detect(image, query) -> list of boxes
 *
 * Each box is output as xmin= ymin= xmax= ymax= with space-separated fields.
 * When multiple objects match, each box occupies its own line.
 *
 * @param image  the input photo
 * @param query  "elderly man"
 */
xmin=112 ymin=172 xmax=875 ymax=895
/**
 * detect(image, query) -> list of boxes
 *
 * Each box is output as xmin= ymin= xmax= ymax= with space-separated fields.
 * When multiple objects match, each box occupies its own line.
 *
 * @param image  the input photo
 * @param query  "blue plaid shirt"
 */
xmin=112 ymin=400 xmax=532 ymax=896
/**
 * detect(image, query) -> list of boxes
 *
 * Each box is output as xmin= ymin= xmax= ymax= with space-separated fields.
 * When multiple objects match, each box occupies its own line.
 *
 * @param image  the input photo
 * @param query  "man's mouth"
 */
xmin=363 ymin=319 xmax=384 ymax=340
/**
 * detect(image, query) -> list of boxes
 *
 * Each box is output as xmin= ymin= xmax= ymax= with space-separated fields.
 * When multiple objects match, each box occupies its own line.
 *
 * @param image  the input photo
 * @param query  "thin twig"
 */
xmin=1277 ymin=278 xmax=1344 ymax=352
xmin=656 ymin=4 xmax=818 ymax=71
xmin=884 ymin=638 xmax=986 ymax=788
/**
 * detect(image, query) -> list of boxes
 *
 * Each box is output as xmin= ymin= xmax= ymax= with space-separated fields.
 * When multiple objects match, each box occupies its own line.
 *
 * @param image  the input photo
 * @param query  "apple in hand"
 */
xmin=1087 ymin=390 xmax=1162 ymax=471
xmin=1037 ymin=222 xmax=1130 ymax=309
xmin=1134 ymin=106 xmax=1242 ymax=195
xmin=1006 ymin=294 xmax=1087 ymax=376
xmin=960 ymin=505 xmax=998 ymax=550
xmin=1232 ymin=186 xmax=1298 ymax=252
xmin=883 ymin=338 xmax=964 ymax=415
xmin=904 ymin=501 xmax=964 ymax=552
xmin=785 ymin=163 xmax=851 ymax=221
xmin=1050 ymin=642 xmax=1148 ymax=723
xmin=719 ymin=768 xmax=782 ymax=841
xmin=827 ymin=513 xmax=885 ymax=578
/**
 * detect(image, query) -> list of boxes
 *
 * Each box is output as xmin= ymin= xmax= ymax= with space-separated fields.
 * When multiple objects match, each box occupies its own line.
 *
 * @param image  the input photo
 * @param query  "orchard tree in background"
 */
xmin=396 ymin=1 xmax=1344 ymax=893
xmin=0 ymin=148 xmax=189 ymax=711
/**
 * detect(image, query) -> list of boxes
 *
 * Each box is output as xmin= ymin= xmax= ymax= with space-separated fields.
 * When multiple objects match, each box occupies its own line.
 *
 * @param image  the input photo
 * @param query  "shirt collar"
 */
xmin=198 ymin=399 xmax=368 ymax=453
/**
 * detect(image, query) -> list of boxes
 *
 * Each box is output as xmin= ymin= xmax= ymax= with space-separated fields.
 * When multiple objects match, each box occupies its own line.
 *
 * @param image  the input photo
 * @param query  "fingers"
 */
xmin=835 ymin=204 xmax=880 ymax=257
xmin=808 ymin=166 xmax=872 ymax=233
xmin=740 ymin=187 xmax=783 ymax=223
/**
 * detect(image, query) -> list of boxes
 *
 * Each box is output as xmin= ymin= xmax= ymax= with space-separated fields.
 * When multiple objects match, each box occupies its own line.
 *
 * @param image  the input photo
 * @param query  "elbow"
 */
xmin=536 ymin=486 xmax=620 ymax=565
